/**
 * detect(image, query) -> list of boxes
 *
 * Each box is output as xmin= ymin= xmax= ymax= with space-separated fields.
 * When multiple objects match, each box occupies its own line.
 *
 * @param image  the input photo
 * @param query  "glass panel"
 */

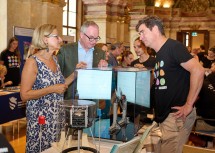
xmin=63 ymin=10 xmax=67 ymax=26
xmin=63 ymin=27 xmax=68 ymax=36
xmin=68 ymin=12 xmax=76 ymax=27
xmin=69 ymin=0 xmax=77 ymax=12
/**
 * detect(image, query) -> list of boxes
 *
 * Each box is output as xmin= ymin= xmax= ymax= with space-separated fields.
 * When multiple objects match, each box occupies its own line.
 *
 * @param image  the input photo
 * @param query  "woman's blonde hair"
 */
xmin=32 ymin=24 xmax=57 ymax=50
xmin=0 ymin=65 xmax=7 ymax=76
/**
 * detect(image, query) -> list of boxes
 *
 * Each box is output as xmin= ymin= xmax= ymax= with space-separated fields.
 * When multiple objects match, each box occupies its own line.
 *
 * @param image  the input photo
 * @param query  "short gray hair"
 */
xmin=80 ymin=21 xmax=99 ymax=33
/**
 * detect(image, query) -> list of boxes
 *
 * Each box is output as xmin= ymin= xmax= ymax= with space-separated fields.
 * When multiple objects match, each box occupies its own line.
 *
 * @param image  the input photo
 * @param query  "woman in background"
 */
xmin=201 ymin=47 xmax=215 ymax=69
xmin=20 ymin=24 xmax=75 ymax=152
xmin=0 ymin=37 xmax=20 ymax=86
xmin=131 ymin=37 xmax=155 ymax=69
xmin=121 ymin=51 xmax=134 ymax=67
xmin=0 ymin=65 xmax=12 ymax=88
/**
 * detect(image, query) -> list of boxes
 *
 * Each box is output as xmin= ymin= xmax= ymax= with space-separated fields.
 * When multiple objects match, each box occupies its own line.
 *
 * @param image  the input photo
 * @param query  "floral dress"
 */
xmin=26 ymin=56 xmax=65 ymax=153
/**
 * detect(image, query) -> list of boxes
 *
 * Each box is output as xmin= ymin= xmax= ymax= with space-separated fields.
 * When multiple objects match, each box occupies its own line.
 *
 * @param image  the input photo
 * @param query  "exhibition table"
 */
xmin=0 ymin=89 xmax=26 ymax=124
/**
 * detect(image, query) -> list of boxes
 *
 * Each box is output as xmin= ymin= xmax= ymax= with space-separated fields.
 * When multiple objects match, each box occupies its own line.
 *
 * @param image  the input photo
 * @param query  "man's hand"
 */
xmin=76 ymin=62 xmax=87 ymax=69
xmin=172 ymin=103 xmax=193 ymax=121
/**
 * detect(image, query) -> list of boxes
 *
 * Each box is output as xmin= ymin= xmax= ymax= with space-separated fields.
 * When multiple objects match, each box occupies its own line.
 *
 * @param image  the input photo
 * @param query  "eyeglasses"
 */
xmin=46 ymin=34 xmax=60 ymax=40
xmin=84 ymin=33 xmax=101 ymax=42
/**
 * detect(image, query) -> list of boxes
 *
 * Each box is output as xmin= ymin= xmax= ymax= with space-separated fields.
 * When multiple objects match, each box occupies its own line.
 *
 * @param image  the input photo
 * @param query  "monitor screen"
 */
xmin=117 ymin=69 xmax=151 ymax=108
xmin=77 ymin=68 xmax=112 ymax=100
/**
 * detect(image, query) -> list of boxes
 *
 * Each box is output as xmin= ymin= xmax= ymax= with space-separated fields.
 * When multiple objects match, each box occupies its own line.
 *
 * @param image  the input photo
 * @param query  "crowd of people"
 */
xmin=0 ymin=15 xmax=215 ymax=153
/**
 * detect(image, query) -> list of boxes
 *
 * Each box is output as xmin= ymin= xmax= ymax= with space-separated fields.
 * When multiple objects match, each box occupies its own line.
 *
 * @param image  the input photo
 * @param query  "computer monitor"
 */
xmin=116 ymin=68 xmax=151 ymax=108
xmin=77 ymin=68 xmax=113 ymax=100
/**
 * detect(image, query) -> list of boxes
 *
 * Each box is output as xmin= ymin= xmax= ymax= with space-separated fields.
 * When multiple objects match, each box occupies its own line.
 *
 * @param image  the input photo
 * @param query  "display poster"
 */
xmin=14 ymin=26 xmax=34 ymax=72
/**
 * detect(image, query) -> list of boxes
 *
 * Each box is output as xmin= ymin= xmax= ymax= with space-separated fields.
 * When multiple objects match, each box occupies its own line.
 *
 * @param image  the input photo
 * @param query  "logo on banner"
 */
xmin=9 ymin=97 xmax=17 ymax=110
xmin=9 ymin=97 xmax=25 ymax=110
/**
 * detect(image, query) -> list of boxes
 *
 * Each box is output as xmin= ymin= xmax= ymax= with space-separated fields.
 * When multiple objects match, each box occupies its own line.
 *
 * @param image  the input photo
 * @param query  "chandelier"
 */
xmin=154 ymin=0 xmax=174 ymax=8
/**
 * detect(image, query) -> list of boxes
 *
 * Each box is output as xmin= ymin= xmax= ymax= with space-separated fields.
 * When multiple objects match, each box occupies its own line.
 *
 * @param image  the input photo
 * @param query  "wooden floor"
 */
xmin=1 ymin=119 xmax=26 ymax=153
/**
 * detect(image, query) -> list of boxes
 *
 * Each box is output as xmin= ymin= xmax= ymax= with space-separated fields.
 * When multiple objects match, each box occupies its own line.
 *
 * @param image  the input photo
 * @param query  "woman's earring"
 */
xmin=46 ymin=43 xmax=49 ymax=52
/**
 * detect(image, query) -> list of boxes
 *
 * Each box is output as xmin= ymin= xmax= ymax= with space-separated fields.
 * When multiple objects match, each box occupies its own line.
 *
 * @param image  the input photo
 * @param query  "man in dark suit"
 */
xmin=58 ymin=21 xmax=107 ymax=100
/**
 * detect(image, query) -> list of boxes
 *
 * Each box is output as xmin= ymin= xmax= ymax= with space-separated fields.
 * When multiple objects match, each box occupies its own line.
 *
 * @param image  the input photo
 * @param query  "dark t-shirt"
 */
xmin=196 ymin=73 xmax=215 ymax=126
xmin=154 ymin=39 xmax=192 ymax=123
xmin=131 ymin=56 xmax=156 ymax=68
xmin=0 ymin=50 xmax=20 ymax=86
xmin=201 ymin=56 xmax=215 ymax=68
xmin=197 ymin=52 xmax=206 ymax=63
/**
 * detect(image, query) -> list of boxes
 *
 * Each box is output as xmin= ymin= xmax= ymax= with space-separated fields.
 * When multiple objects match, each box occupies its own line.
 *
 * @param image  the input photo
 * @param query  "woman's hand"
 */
xmin=53 ymin=84 xmax=68 ymax=94
xmin=134 ymin=64 xmax=145 ymax=68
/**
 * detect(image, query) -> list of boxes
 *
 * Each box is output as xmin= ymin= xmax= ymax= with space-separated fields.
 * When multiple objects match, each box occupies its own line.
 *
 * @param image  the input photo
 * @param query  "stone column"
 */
xmin=82 ymin=0 xmax=130 ymax=45
xmin=6 ymin=0 xmax=64 ymax=41
xmin=0 ymin=0 xmax=7 ymax=52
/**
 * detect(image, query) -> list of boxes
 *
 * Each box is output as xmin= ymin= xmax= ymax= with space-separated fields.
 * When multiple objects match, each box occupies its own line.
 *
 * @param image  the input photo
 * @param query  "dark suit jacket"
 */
xmin=57 ymin=42 xmax=106 ymax=100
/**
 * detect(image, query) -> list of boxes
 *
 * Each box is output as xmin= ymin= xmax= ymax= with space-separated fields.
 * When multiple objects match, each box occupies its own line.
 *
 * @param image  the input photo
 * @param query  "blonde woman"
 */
xmin=20 ymin=24 xmax=75 ymax=152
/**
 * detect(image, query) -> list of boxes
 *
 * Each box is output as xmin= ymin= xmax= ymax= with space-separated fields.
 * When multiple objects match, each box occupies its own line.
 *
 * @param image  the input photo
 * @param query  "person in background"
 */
xmin=57 ymin=21 xmax=108 ymax=100
xmin=0 ymin=37 xmax=20 ymax=86
xmin=147 ymin=47 xmax=156 ymax=57
xmin=131 ymin=37 xmax=156 ymax=69
xmin=201 ymin=47 xmax=215 ymax=69
xmin=96 ymin=43 xmax=109 ymax=60
xmin=190 ymin=48 xmax=199 ymax=61
xmin=96 ymin=43 xmax=108 ymax=52
xmin=195 ymin=62 xmax=215 ymax=131
xmin=121 ymin=51 xmax=134 ymax=67
xmin=108 ymin=42 xmax=124 ymax=67
xmin=0 ymin=65 xmax=12 ymax=88
xmin=187 ymin=46 xmax=192 ymax=53
xmin=129 ymin=37 xmax=156 ymax=134
xmin=197 ymin=44 xmax=206 ymax=62
xmin=136 ymin=15 xmax=204 ymax=153
xmin=205 ymin=61 xmax=215 ymax=76
xmin=20 ymin=24 xmax=75 ymax=152
xmin=189 ymin=61 xmax=215 ymax=148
